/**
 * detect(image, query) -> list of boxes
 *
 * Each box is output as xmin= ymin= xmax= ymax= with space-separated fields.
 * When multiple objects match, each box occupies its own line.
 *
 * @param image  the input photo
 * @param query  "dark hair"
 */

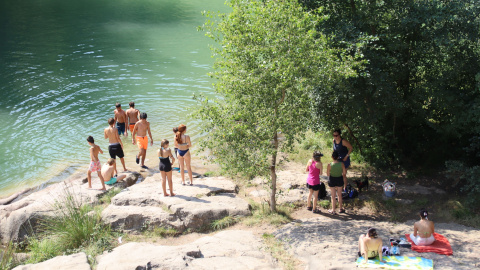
xmin=108 ymin=118 xmax=115 ymax=125
xmin=173 ymin=127 xmax=179 ymax=133
xmin=419 ymin=209 xmax=429 ymax=220
xmin=115 ymin=103 xmax=121 ymax=108
xmin=87 ymin=136 xmax=94 ymax=143
xmin=129 ymin=101 xmax=135 ymax=107
xmin=140 ymin=112 xmax=147 ymax=119
xmin=333 ymin=129 xmax=342 ymax=136
xmin=367 ymin=228 xmax=377 ymax=238
xmin=332 ymin=151 xmax=339 ymax=160
xmin=313 ymin=151 xmax=323 ymax=162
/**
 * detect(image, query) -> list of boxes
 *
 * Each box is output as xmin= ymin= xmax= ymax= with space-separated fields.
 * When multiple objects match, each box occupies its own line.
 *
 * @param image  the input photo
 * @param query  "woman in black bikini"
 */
xmin=158 ymin=139 xmax=175 ymax=196
xmin=174 ymin=124 xmax=193 ymax=185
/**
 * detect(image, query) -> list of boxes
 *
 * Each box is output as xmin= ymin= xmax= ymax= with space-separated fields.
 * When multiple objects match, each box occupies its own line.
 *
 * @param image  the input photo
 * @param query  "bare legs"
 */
xmin=137 ymin=148 xmax=146 ymax=167
xmin=119 ymin=157 xmax=127 ymax=171
xmin=329 ymin=186 xmax=343 ymax=214
xmin=161 ymin=171 xmax=175 ymax=196
xmin=178 ymin=151 xmax=193 ymax=185
xmin=307 ymin=189 xmax=319 ymax=210
xmin=87 ymin=170 xmax=106 ymax=190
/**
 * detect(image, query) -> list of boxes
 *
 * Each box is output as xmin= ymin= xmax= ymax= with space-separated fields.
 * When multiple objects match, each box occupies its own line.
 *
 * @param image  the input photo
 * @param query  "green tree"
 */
xmin=303 ymin=0 xmax=480 ymax=167
xmin=196 ymin=0 xmax=358 ymax=211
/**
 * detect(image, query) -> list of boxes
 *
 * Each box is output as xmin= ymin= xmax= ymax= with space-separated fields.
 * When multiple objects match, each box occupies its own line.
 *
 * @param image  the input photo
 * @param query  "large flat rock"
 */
xmin=102 ymin=176 xmax=250 ymax=232
xmin=0 ymin=171 xmax=140 ymax=244
xmin=274 ymin=218 xmax=480 ymax=270
xmin=96 ymin=230 xmax=279 ymax=270
xmin=13 ymin=252 xmax=90 ymax=270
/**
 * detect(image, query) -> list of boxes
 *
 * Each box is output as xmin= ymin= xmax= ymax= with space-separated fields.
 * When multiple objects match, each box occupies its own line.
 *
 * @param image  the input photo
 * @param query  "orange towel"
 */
xmin=405 ymin=232 xmax=453 ymax=256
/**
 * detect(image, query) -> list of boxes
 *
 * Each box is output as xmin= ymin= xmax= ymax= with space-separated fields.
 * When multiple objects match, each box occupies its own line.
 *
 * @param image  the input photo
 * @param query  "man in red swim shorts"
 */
xmin=132 ymin=112 xmax=153 ymax=169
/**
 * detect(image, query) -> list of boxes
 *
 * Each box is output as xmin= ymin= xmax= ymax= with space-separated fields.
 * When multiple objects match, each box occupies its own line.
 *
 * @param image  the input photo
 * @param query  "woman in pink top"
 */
xmin=305 ymin=151 xmax=323 ymax=213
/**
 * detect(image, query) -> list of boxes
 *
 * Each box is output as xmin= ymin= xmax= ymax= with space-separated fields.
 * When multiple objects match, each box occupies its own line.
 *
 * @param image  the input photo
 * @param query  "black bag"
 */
xmin=318 ymin=182 xmax=327 ymax=199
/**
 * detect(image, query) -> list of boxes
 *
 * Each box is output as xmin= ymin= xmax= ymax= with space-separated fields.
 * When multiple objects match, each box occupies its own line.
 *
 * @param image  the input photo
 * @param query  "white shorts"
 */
xmin=410 ymin=233 xmax=435 ymax=246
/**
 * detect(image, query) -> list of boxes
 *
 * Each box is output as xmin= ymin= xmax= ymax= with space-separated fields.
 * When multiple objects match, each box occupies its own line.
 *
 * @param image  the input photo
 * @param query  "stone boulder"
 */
xmin=101 ymin=176 xmax=250 ymax=232
xmin=0 ymin=171 xmax=140 ymax=244
xmin=96 ymin=230 xmax=279 ymax=270
xmin=13 ymin=252 xmax=90 ymax=270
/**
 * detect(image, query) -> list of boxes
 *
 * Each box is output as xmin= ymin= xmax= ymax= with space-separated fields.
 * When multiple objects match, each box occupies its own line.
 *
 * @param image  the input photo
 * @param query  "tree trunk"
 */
xmin=270 ymin=132 xmax=278 ymax=212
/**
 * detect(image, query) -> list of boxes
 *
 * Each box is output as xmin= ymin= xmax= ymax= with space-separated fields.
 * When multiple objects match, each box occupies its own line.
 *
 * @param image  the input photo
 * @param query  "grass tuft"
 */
xmin=0 ymin=242 xmax=19 ymax=270
xmin=243 ymin=200 xmax=293 ymax=226
xmin=99 ymin=188 xmax=122 ymax=204
xmin=262 ymin=233 xmax=298 ymax=270
xmin=211 ymin=216 xmax=237 ymax=230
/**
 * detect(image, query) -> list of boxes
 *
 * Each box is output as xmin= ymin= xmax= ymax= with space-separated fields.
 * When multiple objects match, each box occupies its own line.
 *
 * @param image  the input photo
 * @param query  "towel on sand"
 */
xmin=405 ymin=232 xmax=453 ymax=256
xmin=356 ymin=256 xmax=433 ymax=270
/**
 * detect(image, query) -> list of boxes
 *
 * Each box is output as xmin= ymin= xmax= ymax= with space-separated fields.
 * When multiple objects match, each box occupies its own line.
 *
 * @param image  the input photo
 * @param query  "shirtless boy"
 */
xmin=87 ymin=136 xmax=106 ymax=190
xmin=104 ymin=118 xmax=128 ymax=174
xmin=114 ymin=103 xmax=128 ymax=137
xmin=132 ymin=112 xmax=153 ymax=169
xmin=126 ymin=102 xmax=140 ymax=135
xmin=101 ymin=158 xmax=127 ymax=186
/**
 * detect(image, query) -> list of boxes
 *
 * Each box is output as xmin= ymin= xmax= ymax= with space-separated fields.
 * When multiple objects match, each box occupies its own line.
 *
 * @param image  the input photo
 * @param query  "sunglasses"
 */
xmin=333 ymin=134 xmax=339 ymax=137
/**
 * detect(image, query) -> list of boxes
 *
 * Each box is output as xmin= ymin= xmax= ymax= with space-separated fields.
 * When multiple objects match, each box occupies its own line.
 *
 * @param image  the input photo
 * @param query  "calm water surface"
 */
xmin=0 ymin=0 xmax=226 ymax=196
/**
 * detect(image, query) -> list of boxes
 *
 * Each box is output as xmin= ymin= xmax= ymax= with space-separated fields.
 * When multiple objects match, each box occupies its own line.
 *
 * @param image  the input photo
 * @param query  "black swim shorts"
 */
xmin=306 ymin=183 xmax=321 ymax=191
xmin=328 ymin=176 xmax=344 ymax=188
xmin=108 ymin=144 xmax=125 ymax=159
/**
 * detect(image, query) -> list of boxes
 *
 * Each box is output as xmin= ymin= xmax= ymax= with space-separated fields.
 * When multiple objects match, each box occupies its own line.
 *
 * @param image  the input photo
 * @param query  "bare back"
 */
xmin=114 ymin=109 xmax=127 ymax=123
xmin=175 ymin=134 xmax=191 ymax=150
xmin=104 ymin=126 xmax=121 ymax=144
xmin=126 ymin=108 xmax=139 ymax=124
xmin=134 ymin=120 xmax=150 ymax=137
xmin=90 ymin=145 xmax=101 ymax=161
xmin=101 ymin=164 xmax=115 ymax=181
xmin=414 ymin=220 xmax=434 ymax=238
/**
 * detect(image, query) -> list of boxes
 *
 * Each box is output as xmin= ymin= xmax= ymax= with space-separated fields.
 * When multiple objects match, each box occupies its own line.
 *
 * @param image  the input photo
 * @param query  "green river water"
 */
xmin=0 ymin=0 xmax=226 ymax=197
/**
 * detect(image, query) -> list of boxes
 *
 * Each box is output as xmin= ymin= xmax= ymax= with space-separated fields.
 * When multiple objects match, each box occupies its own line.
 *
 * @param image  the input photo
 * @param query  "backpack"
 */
xmin=342 ymin=184 xmax=358 ymax=199
xmin=318 ymin=182 xmax=327 ymax=199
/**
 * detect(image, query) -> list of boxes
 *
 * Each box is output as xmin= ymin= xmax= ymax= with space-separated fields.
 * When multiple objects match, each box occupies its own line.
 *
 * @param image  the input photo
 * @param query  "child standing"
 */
xmin=87 ymin=136 xmax=106 ymax=190
xmin=306 ymin=151 xmax=323 ymax=213
xmin=158 ymin=139 xmax=176 ymax=196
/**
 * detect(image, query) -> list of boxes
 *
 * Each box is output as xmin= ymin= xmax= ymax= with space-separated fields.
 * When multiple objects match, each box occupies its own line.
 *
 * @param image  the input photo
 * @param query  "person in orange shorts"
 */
xmin=132 ymin=112 xmax=153 ymax=169
xmin=126 ymin=101 xmax=140 ymax=134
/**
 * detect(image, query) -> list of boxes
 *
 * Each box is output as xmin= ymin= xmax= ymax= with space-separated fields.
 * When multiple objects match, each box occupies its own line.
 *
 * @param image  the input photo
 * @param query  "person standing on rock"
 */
xmin=132 ymin=112 xmax=153 ymax=169
xmin=126 ymin=101 xmax=140 ymax=136
xmin=87 ymin=136 xmax=106 ymax=190
xmin=158 ymin=139 xmax=176 ymax=196
xmin=114 ymin=103 xmax=128 ymax=137
xmin=105 ymin=118 xmax=128 ymax=174
xmin=102 ymin=158 xmax=127 ymax=186
xmin=332 ymin=129 xmax=353 ymax=185
xmin=175 ymin=124 xmax=193 ymax=185
xmin=305 ymin=151 xmax=323 ymax=213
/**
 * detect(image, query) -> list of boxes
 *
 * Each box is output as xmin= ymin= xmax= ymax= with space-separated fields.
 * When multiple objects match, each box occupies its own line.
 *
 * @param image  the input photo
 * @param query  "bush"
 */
xmin=445 ymin=160 xmax=480 ymax=210
xmin=0 ymin=242 xmax=19 ymax=270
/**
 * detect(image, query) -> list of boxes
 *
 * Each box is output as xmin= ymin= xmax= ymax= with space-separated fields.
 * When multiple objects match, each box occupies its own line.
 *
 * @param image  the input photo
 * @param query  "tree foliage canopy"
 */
xmin=303 ymin=0 xmax=480 ymax=167
xmin=196 ymin=0 xmax=358 ymax=210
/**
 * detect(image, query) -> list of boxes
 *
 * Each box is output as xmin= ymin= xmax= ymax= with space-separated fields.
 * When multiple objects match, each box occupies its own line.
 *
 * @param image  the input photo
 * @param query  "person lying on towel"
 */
xmin=358 ymin=228 xmax=386 ymax=263
xmin=410 ymin=209 xmax=435 ymax=246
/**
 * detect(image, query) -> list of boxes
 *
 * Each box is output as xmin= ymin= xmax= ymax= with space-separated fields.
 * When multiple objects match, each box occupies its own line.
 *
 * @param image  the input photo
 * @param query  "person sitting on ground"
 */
xmin=158 ymin=139 xmax=176 ymax=196
xmin=305 ymin=151 xmax=323 ymax=213
xmin=410 ymin=209 xmax=435 ymax=246
xmin=358 ymin=228 xmax=386 ymax=264
xmin=326 ymin=151 xmax=346 ymax=214
xmin=102 ymin=158 xmax=127 ymax=186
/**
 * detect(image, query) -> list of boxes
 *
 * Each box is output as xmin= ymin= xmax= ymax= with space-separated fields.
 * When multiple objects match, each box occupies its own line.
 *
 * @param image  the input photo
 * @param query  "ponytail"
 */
xmin=419 ymin=209 xmax=428 ymax=220
xmin=176 ymin=124 xmax=186 ymax=144
xmin=367 ymin=228 xmax=377 ymax=238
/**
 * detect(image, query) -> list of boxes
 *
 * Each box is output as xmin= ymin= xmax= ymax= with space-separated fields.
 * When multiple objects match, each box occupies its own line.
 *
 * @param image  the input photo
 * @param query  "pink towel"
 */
xmin=405 ymin=232 xmax=453 ymax=256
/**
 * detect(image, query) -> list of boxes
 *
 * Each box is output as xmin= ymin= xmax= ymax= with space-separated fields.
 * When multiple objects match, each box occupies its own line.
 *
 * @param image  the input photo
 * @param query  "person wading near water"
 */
xmin=104 ymin=118 xmax=127 ymax=175
xmin=114 ymin=103 xmax=128 ymax=137
xmin=126 ymin=101 xmax=140 ymax=136
xmin=132 ymin=112 xmax=153 ymax=169
xmin=332 ymin=129 xmax=353 ymax=186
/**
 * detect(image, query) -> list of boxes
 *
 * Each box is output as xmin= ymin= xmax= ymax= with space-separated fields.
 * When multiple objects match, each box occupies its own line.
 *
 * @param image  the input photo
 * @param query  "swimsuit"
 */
xmin=108 ymin=143 xmax=124 ymax=159
xmin=328 ymin=162 xmax=344 ymax=187
xmin=177 ymin=149 xmax=189 ymax=157
xmin=409 ymin=233 xmax=435 ymax=246
xmin=105 ymin=177 xmax=117 ymax=185
xmin=129 ymin=123 xmax=136 ymax=133
xmin=159 ymin=147 xmax=173 ymax=172
xmin=89 ymin=160 xmax=101 ymax=172
xmin=136 ymin=136 xmax=148 ymax=149
xmin=116 ymin=122 xmax=126 ymax=135
xmin=333 ymin=138 xmax=350 ymax=169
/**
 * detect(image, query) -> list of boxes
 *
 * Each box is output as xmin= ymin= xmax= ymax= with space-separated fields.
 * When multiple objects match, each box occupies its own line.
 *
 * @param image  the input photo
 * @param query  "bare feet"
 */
xmin=98 ymin=188 xmax=106 ymax=191
xmin=164 ymin=194 xmax=170 ymax=197
xmin=87 ymin=186 xmax=93 ymax=189
xmin=170 ymin=193 xmax=175 ymax=196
